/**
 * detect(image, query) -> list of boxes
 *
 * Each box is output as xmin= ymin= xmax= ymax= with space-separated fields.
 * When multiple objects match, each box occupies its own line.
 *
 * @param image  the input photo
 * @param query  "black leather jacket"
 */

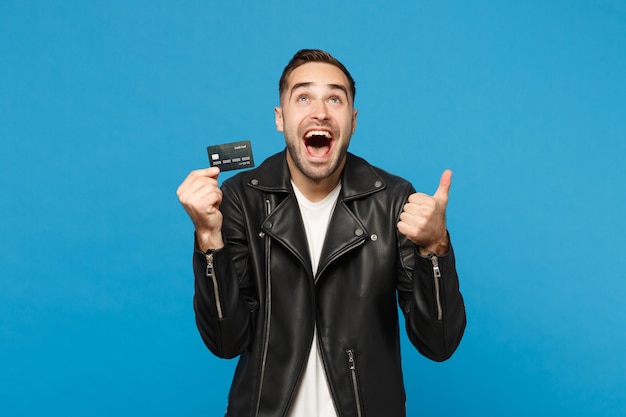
xmin=192 ymin=151 xmax=466 ymax=417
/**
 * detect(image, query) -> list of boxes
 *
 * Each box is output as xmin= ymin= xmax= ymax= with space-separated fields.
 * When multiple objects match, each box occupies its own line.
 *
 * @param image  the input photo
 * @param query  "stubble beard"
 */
xmin=285 ymin=135 xmax=350 ymax=181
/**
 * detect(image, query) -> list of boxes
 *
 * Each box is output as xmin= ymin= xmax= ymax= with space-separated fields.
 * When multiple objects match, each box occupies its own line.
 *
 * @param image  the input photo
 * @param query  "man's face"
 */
xmin=275 ymin=62 xmax=357 ymax=181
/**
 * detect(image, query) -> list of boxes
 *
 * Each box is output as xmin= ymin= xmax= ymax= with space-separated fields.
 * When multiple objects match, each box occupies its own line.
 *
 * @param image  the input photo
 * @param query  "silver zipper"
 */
xmin=430 ymin=255 xmax=443 ymax=321
xmin=205 ymin=253 xmax=224 ymax=320
xmin=255 ymin=198 xmax=273 ymax=417
xmin=346 ymin=349 xmax=363 ymax=417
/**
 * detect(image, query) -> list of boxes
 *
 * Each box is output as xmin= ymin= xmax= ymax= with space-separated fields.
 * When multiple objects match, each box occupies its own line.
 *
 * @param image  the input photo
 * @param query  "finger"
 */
xmin=433 ymin=169 xmax=452 ymax=201
xmin=185 ymin=167 xmax=221 ymax=187
xmin=191 ymin=166 xmax=220 ymax=179
xmin=177 ymin=167 xmax=220 ymax=196
xmin=405 ymin=195 xmax=439 ymax=217
xmin=397 ymin=220 xmax=415 ymax=238
xmin=397 ymin=220 xmax=423 ymax=244
xmin=406 ymin=192 xmax=429 ymax=204
xmin=205 ymin=166 xmax=221 ymax=178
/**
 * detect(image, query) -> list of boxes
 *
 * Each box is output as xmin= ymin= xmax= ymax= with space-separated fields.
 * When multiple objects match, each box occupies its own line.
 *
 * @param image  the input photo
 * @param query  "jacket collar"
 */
xmin=247 ymin=150 xmax=387 ymax=200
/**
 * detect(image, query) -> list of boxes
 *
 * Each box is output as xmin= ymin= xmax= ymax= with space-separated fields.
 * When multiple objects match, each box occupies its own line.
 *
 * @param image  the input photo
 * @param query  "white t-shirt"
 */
xmin=287 ymin=181 xmax=341 ymax=417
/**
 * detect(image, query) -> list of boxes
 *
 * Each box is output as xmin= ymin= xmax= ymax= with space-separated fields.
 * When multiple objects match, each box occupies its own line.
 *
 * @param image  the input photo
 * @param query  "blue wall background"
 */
xmin=1 ymin=1 xmax=625 ymax=416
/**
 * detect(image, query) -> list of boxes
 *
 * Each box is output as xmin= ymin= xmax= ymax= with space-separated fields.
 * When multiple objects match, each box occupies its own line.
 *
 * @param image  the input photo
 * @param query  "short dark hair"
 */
xmin=278 ymin=49 xmax=356 ymax=102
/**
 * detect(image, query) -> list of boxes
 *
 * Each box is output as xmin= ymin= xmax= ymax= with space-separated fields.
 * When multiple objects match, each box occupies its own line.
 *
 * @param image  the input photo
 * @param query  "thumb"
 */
xmin=433 ymin=169 xmax=452 ymax=202
xmin=205 ymin=166 xmax=221 ymax=179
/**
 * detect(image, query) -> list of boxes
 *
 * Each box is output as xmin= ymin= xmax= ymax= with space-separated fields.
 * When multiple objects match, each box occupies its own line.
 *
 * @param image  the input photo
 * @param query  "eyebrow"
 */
xmin=290 ymin=82 xmax=349 ymax=99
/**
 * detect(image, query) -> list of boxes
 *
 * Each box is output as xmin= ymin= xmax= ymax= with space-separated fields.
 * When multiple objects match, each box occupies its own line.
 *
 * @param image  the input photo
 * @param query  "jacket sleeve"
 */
xmin=192 ymin=182 xmax=257 ymax=359
xmin=397 ymin=232 xmax=466 ymax=362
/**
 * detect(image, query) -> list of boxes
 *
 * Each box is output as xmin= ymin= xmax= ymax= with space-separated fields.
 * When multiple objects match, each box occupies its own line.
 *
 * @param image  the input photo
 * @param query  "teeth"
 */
xmin=305 ymin=130 xmax=331 ymax=138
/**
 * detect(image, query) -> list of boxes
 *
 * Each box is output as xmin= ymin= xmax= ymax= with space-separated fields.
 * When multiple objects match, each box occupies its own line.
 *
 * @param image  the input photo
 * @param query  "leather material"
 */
xmin=192 ymin=151 xmax=466 ymax=417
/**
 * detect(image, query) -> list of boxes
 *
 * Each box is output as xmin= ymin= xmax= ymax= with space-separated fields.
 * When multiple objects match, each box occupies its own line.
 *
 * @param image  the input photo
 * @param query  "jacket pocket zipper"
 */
xmin=346 ymin=349 xmax=364 ymax=417
xmin=255 ymin=198 xmax=273 ymax=417
xmin=430 ymin=255 xmax=443 ymax=321
xmin=206 ymin=253 xmax=224 ymax=320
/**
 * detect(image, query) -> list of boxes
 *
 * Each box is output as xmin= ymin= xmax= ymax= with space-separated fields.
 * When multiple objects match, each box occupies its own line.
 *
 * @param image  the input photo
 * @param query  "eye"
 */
xmin=328 ymin=96 xmax=342 ymax=104
xmin=297 ymin=95 xmax=309 ymax=102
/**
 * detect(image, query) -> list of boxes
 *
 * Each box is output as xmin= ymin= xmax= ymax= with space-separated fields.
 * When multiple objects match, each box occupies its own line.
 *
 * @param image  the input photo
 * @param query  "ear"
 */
xmin=351 ymin=109 xmax=358 ymax=134
xmin=274 ymin=106 xmax=284 ymax=132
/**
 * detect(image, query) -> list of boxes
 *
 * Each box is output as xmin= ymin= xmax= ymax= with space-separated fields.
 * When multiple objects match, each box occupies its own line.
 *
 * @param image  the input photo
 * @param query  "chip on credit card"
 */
xmin=207 ymin=140 xmax=255 ymax=172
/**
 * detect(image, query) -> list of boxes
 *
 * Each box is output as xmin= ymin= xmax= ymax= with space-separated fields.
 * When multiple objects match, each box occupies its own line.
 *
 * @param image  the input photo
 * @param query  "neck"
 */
xmin=287 ymin=154 xmax=344 ymax=203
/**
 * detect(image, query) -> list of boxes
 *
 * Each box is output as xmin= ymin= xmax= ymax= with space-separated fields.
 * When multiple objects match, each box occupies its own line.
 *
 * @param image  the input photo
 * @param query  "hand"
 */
xmin=397 ymin=169 xmax=452 ymax=256
xmin=176 ymin=167 xmax=225 ymax=251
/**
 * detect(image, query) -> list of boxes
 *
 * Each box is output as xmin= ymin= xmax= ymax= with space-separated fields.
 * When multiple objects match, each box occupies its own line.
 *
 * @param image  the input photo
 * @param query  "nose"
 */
xmin=311 ymin=100 xmax=329 ymax=121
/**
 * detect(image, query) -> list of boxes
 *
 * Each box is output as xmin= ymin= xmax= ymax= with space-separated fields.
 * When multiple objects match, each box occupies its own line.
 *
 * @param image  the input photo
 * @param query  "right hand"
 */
xmin=176 ymin=167 xmax=225 ymax=251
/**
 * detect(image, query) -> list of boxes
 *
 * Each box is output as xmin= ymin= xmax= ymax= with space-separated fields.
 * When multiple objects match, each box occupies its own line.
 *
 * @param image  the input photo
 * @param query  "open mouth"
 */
xmin=304 ymin=129 xmax=333 ymax=158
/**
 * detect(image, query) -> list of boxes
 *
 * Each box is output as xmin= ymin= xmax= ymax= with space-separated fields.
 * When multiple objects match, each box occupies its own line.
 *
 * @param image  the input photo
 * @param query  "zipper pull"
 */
xmin=346 ymin=349 xmax=364 ymax=417
xmin=205 ymin=252 xmax=224 ymax=319
xmin=347 ymin=349 xmax=356 ymax=370
xmin=206 ymin=253 xmax=213 ymax=277
xmin=430 ymin=255 xmax=443 ymax=321
xmin=430 ymin=255 xmax=441 ymax=278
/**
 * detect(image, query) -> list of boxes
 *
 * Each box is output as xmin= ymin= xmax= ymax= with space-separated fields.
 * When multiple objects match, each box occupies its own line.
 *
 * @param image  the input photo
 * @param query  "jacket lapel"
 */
xmin=261 ymin=194 xmax=313 ymax=277
xmin=316 ymin=200 xmax=368 ymax=280
xmin=315 ymin=154 xmax=388 ymax=280
xmin=248 ymin=151 xmax=387 ymax=280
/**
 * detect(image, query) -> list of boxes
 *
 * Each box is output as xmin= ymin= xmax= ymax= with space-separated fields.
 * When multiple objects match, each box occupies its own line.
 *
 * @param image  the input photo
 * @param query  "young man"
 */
xmin=177 ymin=49 xmax=466 ymax=417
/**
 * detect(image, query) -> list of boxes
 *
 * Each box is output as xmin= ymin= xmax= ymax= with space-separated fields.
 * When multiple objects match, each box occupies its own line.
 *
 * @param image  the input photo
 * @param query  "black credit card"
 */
xmin=207 ymin=140 xmax=255 ymax=172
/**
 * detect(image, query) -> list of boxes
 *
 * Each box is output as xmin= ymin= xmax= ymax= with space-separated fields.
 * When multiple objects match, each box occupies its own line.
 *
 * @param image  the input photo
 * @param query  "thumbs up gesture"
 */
xmin=397 ymin=170 xmax=452 ymax=256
